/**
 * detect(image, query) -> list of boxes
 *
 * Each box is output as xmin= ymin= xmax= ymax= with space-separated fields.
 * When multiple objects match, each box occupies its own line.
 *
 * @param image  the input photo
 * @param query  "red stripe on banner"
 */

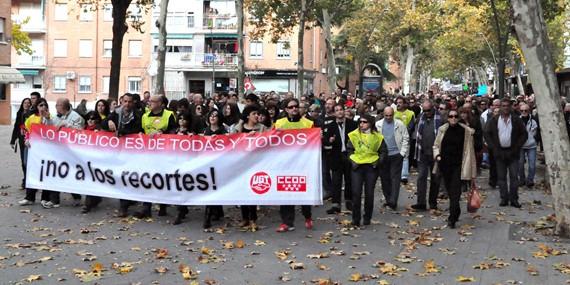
xmin=29 ymin=124 xmax=321 ymax=154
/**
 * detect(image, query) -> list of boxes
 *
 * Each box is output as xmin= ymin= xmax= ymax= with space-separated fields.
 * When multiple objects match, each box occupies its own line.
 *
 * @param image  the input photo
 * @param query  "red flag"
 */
xmin=244 ymin=77 xmax=256 ymax=92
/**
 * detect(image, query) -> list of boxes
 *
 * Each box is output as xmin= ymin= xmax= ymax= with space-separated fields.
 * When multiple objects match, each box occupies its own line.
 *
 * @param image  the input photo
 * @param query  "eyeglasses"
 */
xmin=38 ymin=104 xmax=47 ymax=107
xmin=448 ymin=115 xmax=458 ymax=118
xmin=359 ymin=120 xmax=369 ymax=124
xmin=87 ymin=117 xmax=97 ymax=121
xmin=287 ymin=105 xmax=299 ymax=109
xmin=520 ymin=110 xmax=529 ymax=113
xmin=438 ymin=107 xmax=445 ymax=110
xmin=423 ymin=109 xmax=433 ymax=112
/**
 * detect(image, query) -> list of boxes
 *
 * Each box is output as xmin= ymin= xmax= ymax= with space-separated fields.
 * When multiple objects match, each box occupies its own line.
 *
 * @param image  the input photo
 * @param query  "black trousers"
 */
xmin=84 ymin=196 xmax=102 ymax=209
xmin=488 ymin=149 xmax=498 ymax=186
xmin=351 ymin=164 xmax=378 ymax=224
xmin=49 ymin=192 xmax=81 ymax=204
xmin=25 ymin=188 xmax=51 ymax=202
xmin=322 ymin=153 xmax=333 ymax=195
xmin=416 ymin=154 xmax=440 ymax=207
xmin=381 ymin=154 xmax=404 ymax=206
xmin=279 ymin=205 xmax=311 ymax=227
xmin=18 ymin=139 xmax=26 ymax=187
xmin=141 ymin=202 xmax=167 ymax=213
xmin=241 ymin=206 xmax=258 ymax=221
xmin=442 ymin=165 xmax=462 ymax=223
xmin=496 ymin=156 xmax=520 ymax=202
xmin=331 ymin=152 xmax=352 ymax=206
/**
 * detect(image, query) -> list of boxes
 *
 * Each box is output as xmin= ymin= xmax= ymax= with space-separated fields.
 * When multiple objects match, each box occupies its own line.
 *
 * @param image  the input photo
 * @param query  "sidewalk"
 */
xmin=0 ymin=125 xmax=568 ymax=284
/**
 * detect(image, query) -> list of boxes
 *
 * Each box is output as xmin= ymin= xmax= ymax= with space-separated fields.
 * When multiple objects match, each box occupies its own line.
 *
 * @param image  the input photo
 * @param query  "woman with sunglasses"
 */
xmin=347 ymin=114 xmax=387 ymax=227
xmin=433 ymin=109 xmax=477 ymax=229
xmin=82 ymin=111 xmax=103 ymax=213
xmin=19 ymin=99 xmax=55 ymax=206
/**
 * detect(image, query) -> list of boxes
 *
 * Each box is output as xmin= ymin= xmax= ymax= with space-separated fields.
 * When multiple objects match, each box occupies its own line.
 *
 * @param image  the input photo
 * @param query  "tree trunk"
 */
xmin=236 ymin=0 xmax=245 ymax=99
xmin=109 ymin=0 xmax=132 ymax=100
xmin=322 ymin=9 xmax=336 ymax=94
xmin=154 ymin=0 xmax=169 ymax=96
xmin=297 ymin=0 xmax=306 ymax=98
xmin=515 ymin=61 xmax=525 ymax=96
xmin=403 ymin=45 xmax=414 ymax=95
xmin=497 ymin=59 xmax=506 ymax=97
xmin=510 ymin=0 xmax=570 ymax=238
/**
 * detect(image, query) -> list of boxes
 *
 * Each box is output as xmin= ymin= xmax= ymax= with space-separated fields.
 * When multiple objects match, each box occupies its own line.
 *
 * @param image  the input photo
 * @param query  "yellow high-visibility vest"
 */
xmin=395 ymin=109 xmax=414 ymax=127
xmin=142 ymin=109 xmax=174 ymax=134
xmin=274 ymin=117 xmax=313 ymax=130
xmin=348 ymin=129 xmax=384 ymax=164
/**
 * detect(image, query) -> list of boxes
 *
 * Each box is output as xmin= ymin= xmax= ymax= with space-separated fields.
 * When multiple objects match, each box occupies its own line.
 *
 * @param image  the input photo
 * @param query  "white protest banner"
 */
xmin=26 ymin=125 xmax=322 ymax=205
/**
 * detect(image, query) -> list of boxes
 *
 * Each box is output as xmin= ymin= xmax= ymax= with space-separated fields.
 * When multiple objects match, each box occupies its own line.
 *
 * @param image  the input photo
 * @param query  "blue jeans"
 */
xmin=518 ymin=148 xmax=536 ymax=184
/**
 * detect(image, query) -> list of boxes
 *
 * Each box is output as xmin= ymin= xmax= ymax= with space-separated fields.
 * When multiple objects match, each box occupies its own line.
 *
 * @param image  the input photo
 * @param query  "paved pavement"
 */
xmin=0 ymin=125 xmax=568 ymax=285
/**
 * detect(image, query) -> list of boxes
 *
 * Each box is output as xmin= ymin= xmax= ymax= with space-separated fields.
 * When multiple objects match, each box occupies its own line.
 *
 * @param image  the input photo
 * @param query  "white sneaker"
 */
xmin=42 ymin=201 xmax=54 ymax=209
xmin=18 ymin=199 xmax=34 ymax=206
xmin=40 ymin=200 xmax=50 ymax=208
xmin=52 ymin=203 xmax=60 ymax=208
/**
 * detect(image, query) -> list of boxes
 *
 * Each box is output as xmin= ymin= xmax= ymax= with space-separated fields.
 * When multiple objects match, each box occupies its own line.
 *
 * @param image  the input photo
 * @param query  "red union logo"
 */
xmin=277 ymin=176 xmax=307 ymax=192
xmin=250 ymin=172 xmax=271 ymax=194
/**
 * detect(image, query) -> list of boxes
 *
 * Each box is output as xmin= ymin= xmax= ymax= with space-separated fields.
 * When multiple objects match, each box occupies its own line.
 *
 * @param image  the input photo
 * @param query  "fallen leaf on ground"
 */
xmin=456 ymin=276 xmax=476 ymax=282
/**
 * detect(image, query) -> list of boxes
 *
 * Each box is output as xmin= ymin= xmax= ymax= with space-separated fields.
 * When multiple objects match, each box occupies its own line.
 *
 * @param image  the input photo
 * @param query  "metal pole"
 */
xmin=211 ymin=25 xmax=215 ymax=98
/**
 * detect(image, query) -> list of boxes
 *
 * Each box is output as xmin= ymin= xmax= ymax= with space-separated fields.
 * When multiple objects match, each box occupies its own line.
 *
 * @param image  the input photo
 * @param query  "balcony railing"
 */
xmin=17 ymin=55 xmax=45 ymax=67
xmin=13 ymin=15 xmax=46 ymax=33
xmin=163 ymin=52 xmax=238 ymax=69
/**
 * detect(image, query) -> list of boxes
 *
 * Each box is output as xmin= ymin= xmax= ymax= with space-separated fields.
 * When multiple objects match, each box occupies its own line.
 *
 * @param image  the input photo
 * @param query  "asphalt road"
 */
xmin=0 ymin=125 xmax=568 ymax=285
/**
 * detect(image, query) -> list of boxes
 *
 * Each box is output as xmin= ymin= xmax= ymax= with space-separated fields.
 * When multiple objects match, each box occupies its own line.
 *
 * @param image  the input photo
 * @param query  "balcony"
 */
xmin=202 ymin=13 xmax=237 ymax=31
xmin=13 ymin=15 xmax=46 ymax=33
xmin=161 ymin=52 xmax=238 ymax=71
xmin=16 ymin=55 xmax=45 ymax=68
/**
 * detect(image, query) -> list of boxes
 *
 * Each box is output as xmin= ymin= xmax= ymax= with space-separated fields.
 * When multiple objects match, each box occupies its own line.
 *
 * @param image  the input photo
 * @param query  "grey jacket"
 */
xmin=376 ymin=118 xmax=410 ymax=157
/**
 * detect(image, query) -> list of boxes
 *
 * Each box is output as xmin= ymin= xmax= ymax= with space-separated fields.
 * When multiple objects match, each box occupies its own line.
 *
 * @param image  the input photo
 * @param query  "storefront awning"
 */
xmin=0 ymin=66 xmax=26 ymax=83
xmin=19 ymin=69 xmax=39 ymax=76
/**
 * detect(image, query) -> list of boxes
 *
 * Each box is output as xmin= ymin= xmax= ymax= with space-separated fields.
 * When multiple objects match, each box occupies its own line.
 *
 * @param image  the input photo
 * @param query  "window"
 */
xmin=0 ymin=18 xmax=5 ymax=42
xmin=103 ymin=4 xmax=113 ymax=21
xmin=54 ymin=76 xmax=66 ymax=92
xmin=102 ymin=76 xmax=110 ymax=94
xmin=54 ymin=4 xmax=67 ymax=21
xmin=154 ymin=45 xmax=193 ymax=53
xmin=249 ymin=41 xmax=263 ymax=58
xmin=276 ymin=41 xmax=291 ymax=58
xmin=128 ymin=40 xmax=142 ymax=57
xmin=33 ymin=75 xmax=42 ymax=89
xmin=0 ymin=84 xmax=6 ymax=100
xmin=79 ymin=40 xmax=92 ymax=57
xmin=128 ymin=77 xmax=141 ymax=93
xmin=127 ymin=5 xmax=143 ymax=22
xmin=187 ymin=12 xmax=194 ymax=28
xmin=79 ymin=76 xmax=91 ymax=93
xmin=103 ymin=40 xmax=112 ymax=57
xmin=53 ymin=39 xmax=67 ymax=57
xmin=79 ymin=4 xmax=93 ymax=21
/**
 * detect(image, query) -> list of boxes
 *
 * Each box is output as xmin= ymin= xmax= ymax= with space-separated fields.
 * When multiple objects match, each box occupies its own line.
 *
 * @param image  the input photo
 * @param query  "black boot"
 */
xmin=158 ymin=204 xmax=168 ymax=216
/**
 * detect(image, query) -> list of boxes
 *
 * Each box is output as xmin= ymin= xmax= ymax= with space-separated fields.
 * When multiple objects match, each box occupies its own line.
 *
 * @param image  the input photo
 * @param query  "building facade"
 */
xmin=1 ymin=0 xmax=25 ymax=125
xmin=150 ymin=0 xmax=330 ymax=98
xmin=10 ymin=0 xmax=152 ymax=116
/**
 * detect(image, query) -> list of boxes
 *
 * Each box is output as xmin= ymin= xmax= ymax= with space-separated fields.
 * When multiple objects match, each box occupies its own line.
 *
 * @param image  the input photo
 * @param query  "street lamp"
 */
xmin=209 ymin=11 xmax=218 ymax=98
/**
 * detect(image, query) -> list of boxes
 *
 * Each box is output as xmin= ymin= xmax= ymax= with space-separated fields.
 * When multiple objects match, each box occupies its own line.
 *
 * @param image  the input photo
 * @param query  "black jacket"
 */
xmin=323 ymin=119 xmax=358 ymax=170
xmin=484 ymin=113 xmax=528 ymax=162
xmin=10 ymin=109 xmax=26 ymax=145
xmin=101 ymin=109 xmax=143 ymax=136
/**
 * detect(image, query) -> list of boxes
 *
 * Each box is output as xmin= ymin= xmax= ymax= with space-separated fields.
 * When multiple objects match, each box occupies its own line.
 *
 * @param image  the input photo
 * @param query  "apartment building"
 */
xmin=10 ymin=0 xmax=152 ymax=115
xmin=1 ymin=0 xmax=25 ymax=125
xmin=150 ymin=0 xmax=330 ymax=98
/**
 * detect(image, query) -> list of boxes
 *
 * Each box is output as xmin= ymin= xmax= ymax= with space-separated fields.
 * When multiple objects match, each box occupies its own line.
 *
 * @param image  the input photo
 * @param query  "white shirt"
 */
xmin=337 ymin=120 xmax=346 ymax=152
xmin=497 ymin=115 xmax=512 ymax=147
xmin=49 ymin=110 xmax=85 ymax=130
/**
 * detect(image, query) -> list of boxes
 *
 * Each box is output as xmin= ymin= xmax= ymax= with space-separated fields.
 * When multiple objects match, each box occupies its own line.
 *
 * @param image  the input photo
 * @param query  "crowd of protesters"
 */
xmin=10 ymin=88 xmax=570 ymax=230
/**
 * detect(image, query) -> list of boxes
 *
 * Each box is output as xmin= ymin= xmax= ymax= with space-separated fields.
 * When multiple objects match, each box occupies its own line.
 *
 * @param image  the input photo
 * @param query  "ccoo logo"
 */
xmin=250 ymin=172 xmax=271 ymax=194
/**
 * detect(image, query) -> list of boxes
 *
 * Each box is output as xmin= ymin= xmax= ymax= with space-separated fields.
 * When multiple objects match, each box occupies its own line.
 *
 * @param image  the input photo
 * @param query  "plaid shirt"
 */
xmin=414 ymin=112 xmax=442 ymax=162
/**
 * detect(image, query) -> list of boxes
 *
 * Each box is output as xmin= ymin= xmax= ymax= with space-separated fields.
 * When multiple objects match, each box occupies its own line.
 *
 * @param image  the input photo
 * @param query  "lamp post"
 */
xmin=209 ymin=11 xmax=217 ymax=98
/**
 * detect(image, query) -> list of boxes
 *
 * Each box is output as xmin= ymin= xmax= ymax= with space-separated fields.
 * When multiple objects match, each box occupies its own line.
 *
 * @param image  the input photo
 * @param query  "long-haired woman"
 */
xmin=10 ymin=97 xmax=32 ymax=189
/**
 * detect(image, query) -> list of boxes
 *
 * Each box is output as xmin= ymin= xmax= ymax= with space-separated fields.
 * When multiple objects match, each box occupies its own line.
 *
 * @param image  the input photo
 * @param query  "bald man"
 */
xmin=376 ymin=107 xmax=409 ymax=210
xmin=43 ymin=98 xmax=85 ymax=209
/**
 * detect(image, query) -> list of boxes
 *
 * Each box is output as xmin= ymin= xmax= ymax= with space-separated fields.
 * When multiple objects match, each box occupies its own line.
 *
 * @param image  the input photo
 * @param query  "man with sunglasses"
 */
xmin=484 ymin=99 xmax=527 ymax=208
xmin=518 ymin=103 xmax=538 ymax=188
xmin=275 ymin=98 xmax=315 ymax=232
xmin=411 ymin=101 xmax=442 ymax=210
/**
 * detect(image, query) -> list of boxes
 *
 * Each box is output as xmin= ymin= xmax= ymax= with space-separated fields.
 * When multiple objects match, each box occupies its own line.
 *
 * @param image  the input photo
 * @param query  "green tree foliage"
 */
xmin=11 ymin=18 xmax=33 ymax=55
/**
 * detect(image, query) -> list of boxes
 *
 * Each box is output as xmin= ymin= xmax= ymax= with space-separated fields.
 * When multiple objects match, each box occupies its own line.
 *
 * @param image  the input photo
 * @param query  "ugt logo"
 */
xmin=277 ymin=176 xmax=307 ymax=192
xmin=250 ymin=172 xmax=271 ymax=194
